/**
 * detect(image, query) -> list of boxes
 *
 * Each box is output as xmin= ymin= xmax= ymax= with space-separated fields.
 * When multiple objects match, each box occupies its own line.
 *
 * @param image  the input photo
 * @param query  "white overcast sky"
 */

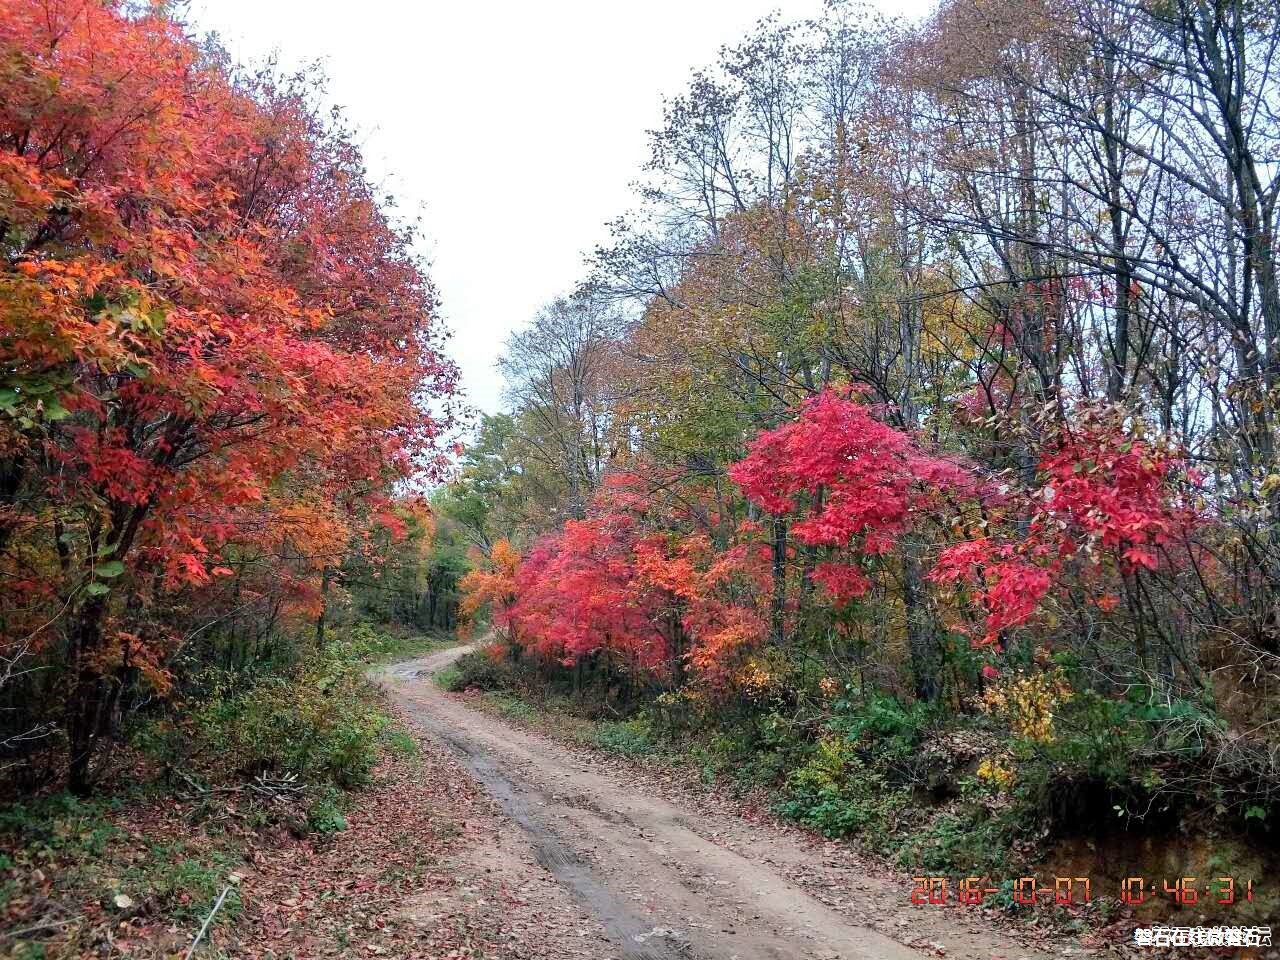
xmin=189 ymin=0 xmax=931 ymax=414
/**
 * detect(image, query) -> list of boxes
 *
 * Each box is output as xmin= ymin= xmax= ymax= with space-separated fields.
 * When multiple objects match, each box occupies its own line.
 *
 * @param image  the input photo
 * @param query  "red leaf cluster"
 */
xmin=731 ymin=388 xmax=983 ymax=607
xmin=0 ymin=2 xmax=457 ymax=699
xmin=464 ymin=393 xmax=1196 ymax=679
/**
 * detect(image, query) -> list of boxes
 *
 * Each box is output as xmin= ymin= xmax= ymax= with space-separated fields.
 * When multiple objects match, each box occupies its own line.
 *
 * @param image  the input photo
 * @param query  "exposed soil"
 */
xmin=377 ymin=647 xmax=1070 ymax=960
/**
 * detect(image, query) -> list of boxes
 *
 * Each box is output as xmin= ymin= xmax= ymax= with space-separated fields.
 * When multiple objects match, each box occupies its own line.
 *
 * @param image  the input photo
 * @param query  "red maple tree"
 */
xmin=0 ymin=1 xmax=457 ymax=791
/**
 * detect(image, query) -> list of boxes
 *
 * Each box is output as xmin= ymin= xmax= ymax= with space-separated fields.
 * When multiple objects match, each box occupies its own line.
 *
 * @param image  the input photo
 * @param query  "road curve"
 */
xmin=376 ymin=646 xmax=929 ymax=960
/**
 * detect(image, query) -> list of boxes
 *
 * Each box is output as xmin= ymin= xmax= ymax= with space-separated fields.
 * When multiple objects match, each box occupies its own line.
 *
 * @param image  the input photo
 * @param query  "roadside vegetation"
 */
xmin=442 ymin=644 xmax=1277 ymax=927
xmin=447 ymin=2 xmax=1280 ymax=926
xmin=0 ymin=619 xmax=458 ymax=957
xmin=0 ymin=5 xmax=478 ymax=950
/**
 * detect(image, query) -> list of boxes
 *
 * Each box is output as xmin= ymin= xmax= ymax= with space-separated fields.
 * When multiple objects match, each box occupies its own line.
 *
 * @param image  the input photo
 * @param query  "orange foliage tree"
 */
xmin=459 ymin=539 xmax=522 ymax=642
xmin=463 ymin=471 xmax=772 ymax=687
xmin=0 ymin=1 xmax=457 ymax=791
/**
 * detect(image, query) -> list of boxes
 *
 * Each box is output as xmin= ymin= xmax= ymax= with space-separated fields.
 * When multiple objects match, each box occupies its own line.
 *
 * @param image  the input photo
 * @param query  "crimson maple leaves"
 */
xmin=468 ymin=476 xmax=772 ymax=678
xmin=930 ymin=410 xmax=1195 ymax=646
xmin=0 ymin=1 xmax=456 ymax=790
xmin=731 ymin=389 xmax=983 ymax=606
xmin=465 ymin=388 xmax=1195 ymax=678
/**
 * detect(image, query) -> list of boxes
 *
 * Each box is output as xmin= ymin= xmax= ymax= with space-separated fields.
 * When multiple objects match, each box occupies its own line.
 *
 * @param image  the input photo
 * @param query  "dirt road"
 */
xmin=378 ymin=647 xmax=1058 ymax=960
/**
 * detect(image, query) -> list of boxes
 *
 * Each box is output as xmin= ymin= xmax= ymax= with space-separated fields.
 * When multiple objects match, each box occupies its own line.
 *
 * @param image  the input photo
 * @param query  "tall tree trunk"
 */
xmin=902 ymin=537 xmax=939 ymax=701
xmin=1102 ymin=48 xmax=1132 ymax=403
xmin=770 ymin=514 xmax=787 ymax=645
xmin=66 ymin=596 xmax=108 ymax=796
xmin=315 ymin=565 xmax=331 ymax=649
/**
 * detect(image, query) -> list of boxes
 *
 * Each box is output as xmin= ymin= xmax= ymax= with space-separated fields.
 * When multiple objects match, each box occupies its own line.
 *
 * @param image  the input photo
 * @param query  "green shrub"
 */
xmin=776 ymin=736 xmax=908 ymax=840
xmin=382 ymin=728 xmax=418 ymax=758
xmin=1042 ymin=687 xmax=1218 ymax=781
xmin=992 ymin=685 xmax=1236 ymax=829
xmin=307 ymin=789 xmax=349 ymax=835
xmin=593 ymin=718 xmax=656 ymax=757
xmin=341 ymin=621 xmax=449 ymax=663
xmin=648 ymin=687 xmax=707 ymax=739
xmin=694 ymin=709 xmax=809 ymax=790
xmin=441 ymin=650 xmax=511 ymax=692
xmin=828 ymin=692 xmax=934 ymax=763
xmin=898 ymin=810 xmax=1016 ymax=875
xmin=0 ymin=852 xmax=14 ymax=911
xmin=481 ymin=691 xmax=537 ymax=722
xmin=187 ymin=655 xmax=387 ymax=789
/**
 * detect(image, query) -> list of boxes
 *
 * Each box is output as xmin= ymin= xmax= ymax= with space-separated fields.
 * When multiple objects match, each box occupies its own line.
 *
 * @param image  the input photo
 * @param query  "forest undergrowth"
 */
xmin=0 ymin=622 xmax=453 ymax=959
xmin=442 ymin=642 xmax=1279 ymax=930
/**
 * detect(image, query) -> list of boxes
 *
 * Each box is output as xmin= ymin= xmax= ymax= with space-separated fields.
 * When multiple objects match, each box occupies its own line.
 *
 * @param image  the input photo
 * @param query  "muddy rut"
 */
xmin=377 ymin=647 xmax=1056 ymax=960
